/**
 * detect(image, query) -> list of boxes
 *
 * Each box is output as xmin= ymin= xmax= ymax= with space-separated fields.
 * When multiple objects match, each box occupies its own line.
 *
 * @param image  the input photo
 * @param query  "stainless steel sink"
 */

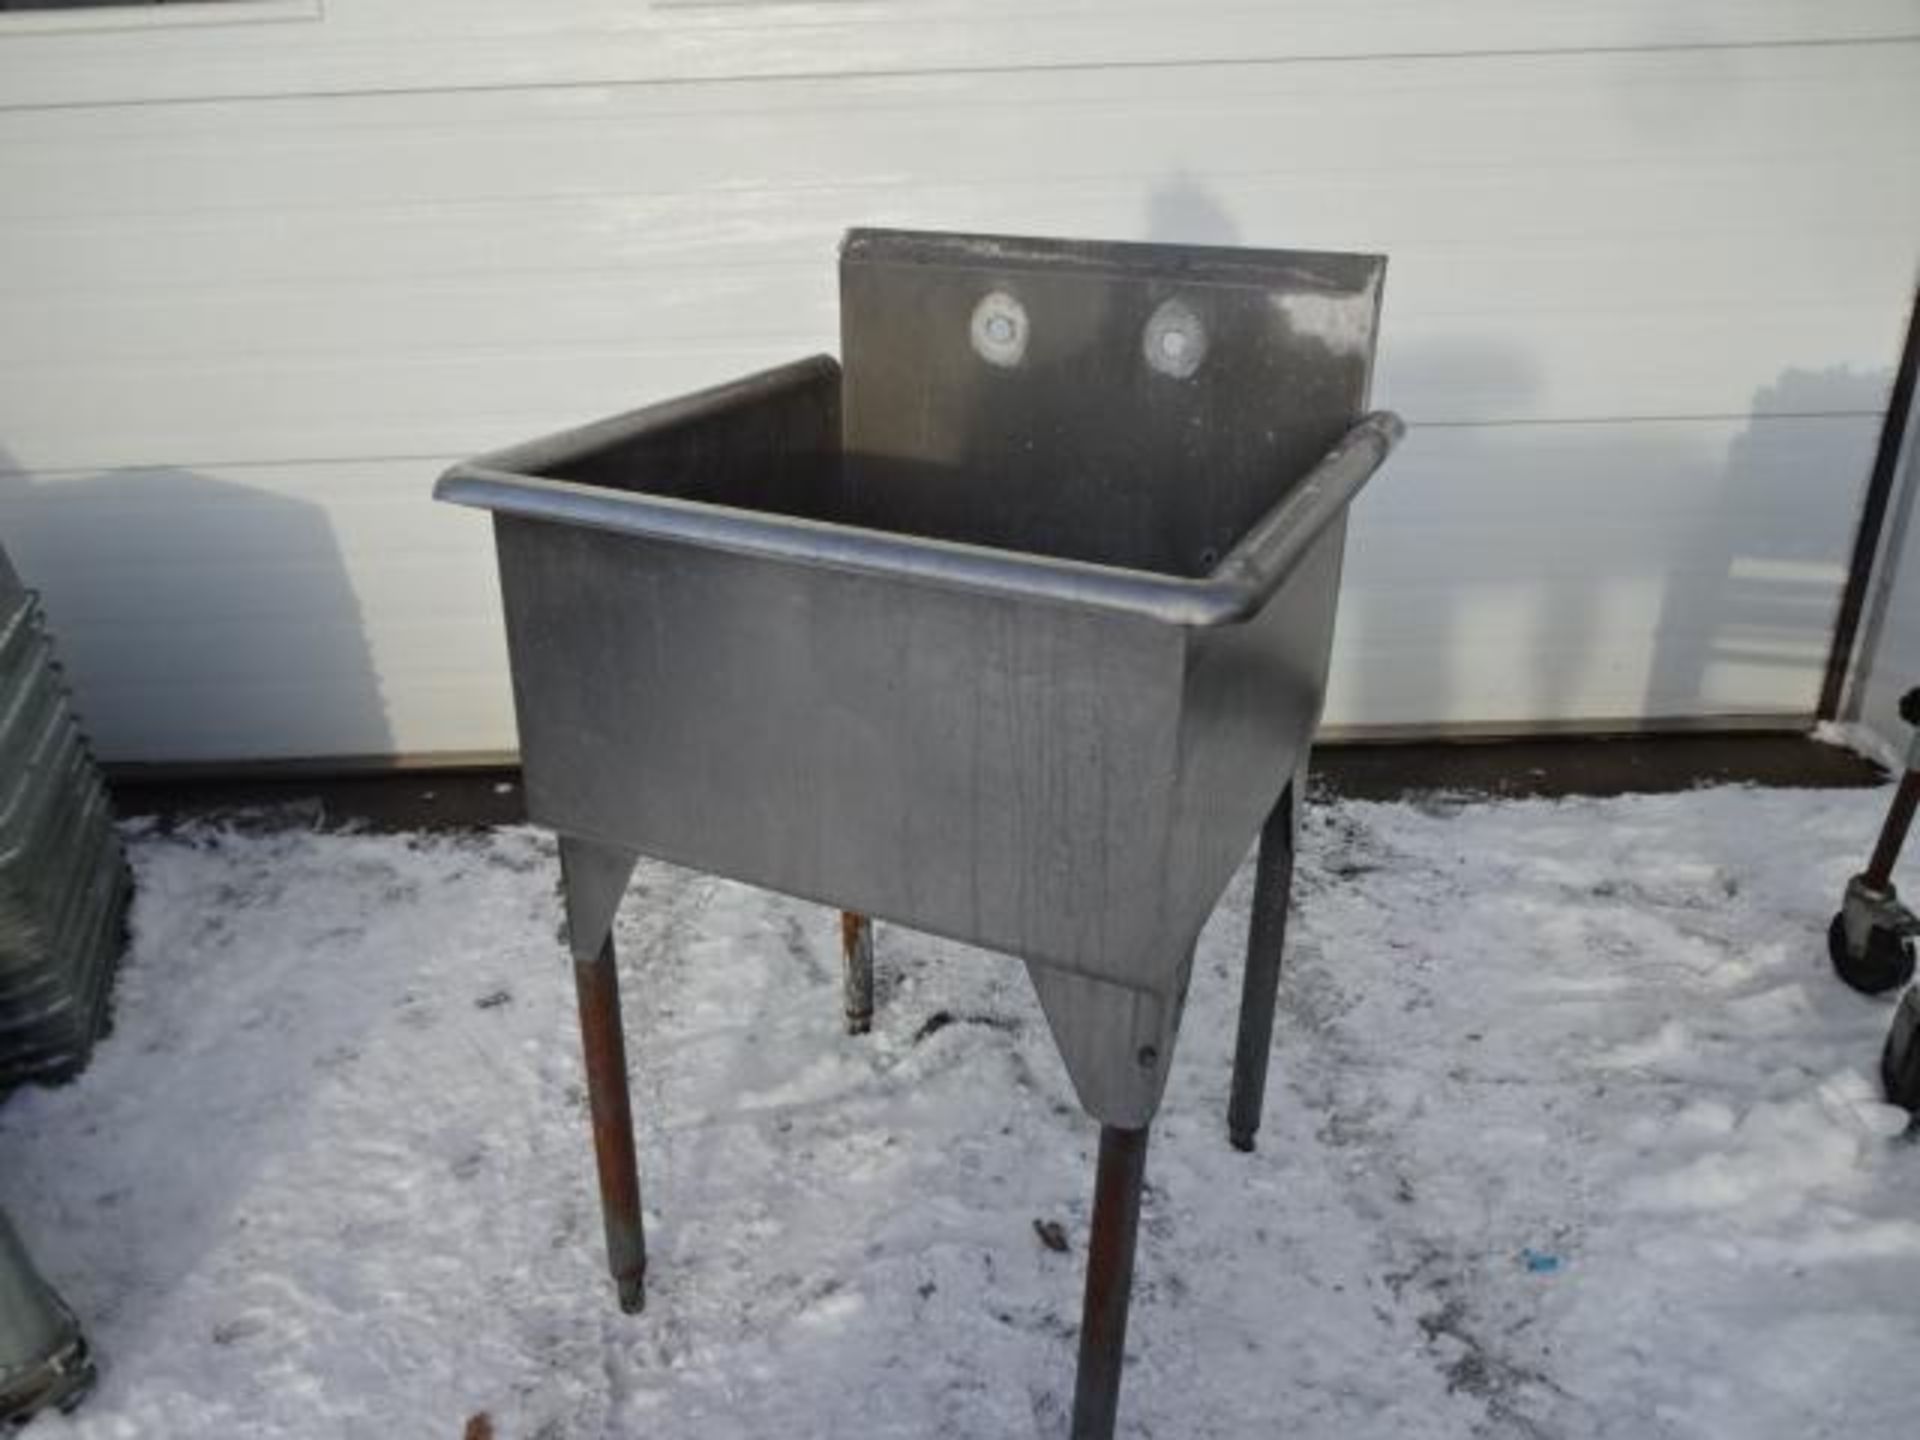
xmin=438 ymin=228 xmax=1400 ymax=1438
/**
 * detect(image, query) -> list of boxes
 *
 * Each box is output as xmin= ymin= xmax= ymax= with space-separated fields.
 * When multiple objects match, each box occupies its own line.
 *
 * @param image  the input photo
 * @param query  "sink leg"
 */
xmin=1228 ymin=783 xmax=1297 ymax=1153
xmin=840 ymin=910 xmax=875 ymax=1035
xmin=574 ymin=934 xmax=647 ymax=1312
xmin=1070 ymin=1123 xmax=1150 ymax=1440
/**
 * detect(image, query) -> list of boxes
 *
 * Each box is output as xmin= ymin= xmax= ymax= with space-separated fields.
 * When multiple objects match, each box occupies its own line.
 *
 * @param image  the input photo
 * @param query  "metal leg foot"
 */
xmin=573 ymin=935 xmax=648 ymax=1312
xmin=1228 ymin=784 xmax=1296 ymax=1152
xmin=1070 ymin=1124 xmax=1150 ymax=1440
xmin=841 ymin=910 xmax=875 ymax=1035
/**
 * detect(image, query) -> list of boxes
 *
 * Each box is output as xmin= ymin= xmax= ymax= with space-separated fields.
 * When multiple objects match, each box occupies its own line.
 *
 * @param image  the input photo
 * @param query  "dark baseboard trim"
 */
xmin=106 ymin=729 xmax=1885 ymax=834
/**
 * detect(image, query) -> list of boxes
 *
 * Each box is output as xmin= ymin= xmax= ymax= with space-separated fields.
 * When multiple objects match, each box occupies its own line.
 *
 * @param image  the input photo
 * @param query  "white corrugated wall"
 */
xmin=1 ymin=1 xmax=1918 ymax=763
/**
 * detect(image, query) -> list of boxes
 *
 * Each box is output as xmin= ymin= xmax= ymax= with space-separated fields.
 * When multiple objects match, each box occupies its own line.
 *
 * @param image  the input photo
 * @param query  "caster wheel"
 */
xmin=1829 ymin=913 xmax=1917 ymax=996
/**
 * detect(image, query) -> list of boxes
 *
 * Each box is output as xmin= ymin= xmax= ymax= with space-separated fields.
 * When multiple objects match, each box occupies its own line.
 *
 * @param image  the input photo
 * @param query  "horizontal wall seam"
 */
xmin=0 ymin=32 xmax=1916 ymax=117
xmin=0 ymin=411 xmax=1891 ymax=482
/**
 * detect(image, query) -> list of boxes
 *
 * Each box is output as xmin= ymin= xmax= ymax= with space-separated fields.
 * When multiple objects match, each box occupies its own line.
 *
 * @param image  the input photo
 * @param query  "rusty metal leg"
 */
xmin=840 ymin=910 xmax=875 ymax=1035
xmin=1228 ymin=783 xmax=1296 ymax=1153
xmin=1070 ymin=1124 xmax=1150 ymax=1440
xmin=573 ymin=935 xmax=647 ymax=1313
xmin=1866 ymin=767 xmax=1920 ymax=890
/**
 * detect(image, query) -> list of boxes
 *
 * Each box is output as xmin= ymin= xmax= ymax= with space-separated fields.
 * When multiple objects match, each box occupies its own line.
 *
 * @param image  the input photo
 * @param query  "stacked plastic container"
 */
xmin=0 ymin=545 xmax=128 ymax=1090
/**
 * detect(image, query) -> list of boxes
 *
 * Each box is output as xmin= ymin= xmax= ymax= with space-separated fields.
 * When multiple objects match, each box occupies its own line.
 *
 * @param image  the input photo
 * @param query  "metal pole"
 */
xmin=1865 ymin=770 xmax=1920 ymax=890
xmin=840 ymin=910 xmax=875 ymax=1034
xmin=1070 ymin=1124 xmax=1150 ymax=1440
xmin=1228 ymin=786 xmax=1296 ymax=1152
xmin=572 ymin=936 xmax=647 ymax=1313
xmin=1865 ymin=712 xmax=1920 ymax=890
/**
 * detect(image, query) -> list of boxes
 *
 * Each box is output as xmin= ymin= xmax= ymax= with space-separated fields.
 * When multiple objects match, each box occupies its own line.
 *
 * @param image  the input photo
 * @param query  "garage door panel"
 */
xmin=1 ymin=45 xmax=1912 ymax=478
xmin=0 ymin=24 xmax=1913 ymax=758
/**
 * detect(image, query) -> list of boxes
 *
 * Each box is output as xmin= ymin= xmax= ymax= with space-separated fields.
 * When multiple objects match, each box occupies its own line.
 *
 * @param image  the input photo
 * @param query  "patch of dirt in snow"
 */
xmin=3 ymin=788 xmax=1918 ymax=1439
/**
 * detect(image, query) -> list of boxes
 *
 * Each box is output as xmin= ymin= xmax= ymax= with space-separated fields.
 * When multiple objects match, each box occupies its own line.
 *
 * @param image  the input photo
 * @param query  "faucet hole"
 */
xmin=969 ymin=291 xmax=1029 ymax=368
xmin=1143 ymin=297 xmax=1207 ymax=378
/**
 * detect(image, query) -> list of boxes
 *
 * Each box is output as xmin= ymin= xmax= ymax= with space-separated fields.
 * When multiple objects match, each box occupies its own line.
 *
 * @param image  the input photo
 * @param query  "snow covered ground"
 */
xmin=3 ymin=783 xmax=1916 ymax=1439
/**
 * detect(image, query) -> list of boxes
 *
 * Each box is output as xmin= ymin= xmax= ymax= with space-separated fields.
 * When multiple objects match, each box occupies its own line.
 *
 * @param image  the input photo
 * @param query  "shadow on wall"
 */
xmin=1329 ymin=371 xmax=1886 ymax=732
xmin=1643 ymin=367 xmax=1892 ymax=719
xmin=1144 ymin=170 xmax=1243 ymax=248
xmin=1139 ymin=174 xmax=1889 ymax=731
xmin=0 ymin=444 xmax=390 ymax=765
